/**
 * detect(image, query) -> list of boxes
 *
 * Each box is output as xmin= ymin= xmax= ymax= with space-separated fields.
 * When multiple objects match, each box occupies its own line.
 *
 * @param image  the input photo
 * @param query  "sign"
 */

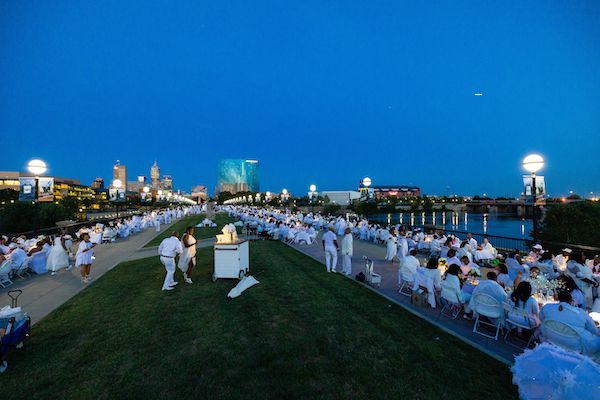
xmin=109 ymin=188 xmax=126 ymax=202
xmin=523 ymin=175 xmax=546 ymax=205
xmin=141 ymin=192 xmax=151 ymax=202
xmin=18 ymin=177 xmax=36 ymax=202
xmin=37 ymin=177 xmax=54 ymax=202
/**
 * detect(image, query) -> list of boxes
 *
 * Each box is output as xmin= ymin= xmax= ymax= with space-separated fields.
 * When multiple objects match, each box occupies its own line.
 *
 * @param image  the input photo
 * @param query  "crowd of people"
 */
xmin=226 ymin=205 xmax=600 ymax=357
xmin=0 ymin=206 xmax=202 ymax=286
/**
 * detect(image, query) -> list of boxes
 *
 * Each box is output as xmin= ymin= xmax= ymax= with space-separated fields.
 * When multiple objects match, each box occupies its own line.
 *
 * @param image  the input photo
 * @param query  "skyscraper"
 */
xmin=150 ymin=161 xmax=160 ymax=188
xmin=113 ymin=161 xmax=127 ymax=189
xmin=91 ymin=177 xmax=104 ymax=190
xmin=217 ymin=159 xmax=260 ymax=194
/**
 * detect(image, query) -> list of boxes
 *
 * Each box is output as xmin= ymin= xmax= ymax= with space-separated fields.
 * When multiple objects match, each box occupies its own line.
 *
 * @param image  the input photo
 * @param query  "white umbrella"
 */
xmin=227 ymin=275 xmax=260 ymax=299
xmin=512 ymin=343 xmax=600 ymax=400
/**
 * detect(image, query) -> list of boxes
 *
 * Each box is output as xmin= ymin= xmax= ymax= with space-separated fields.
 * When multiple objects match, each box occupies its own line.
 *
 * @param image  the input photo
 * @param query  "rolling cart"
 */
xmin=212 ymin=240 xmax=250 ymax=282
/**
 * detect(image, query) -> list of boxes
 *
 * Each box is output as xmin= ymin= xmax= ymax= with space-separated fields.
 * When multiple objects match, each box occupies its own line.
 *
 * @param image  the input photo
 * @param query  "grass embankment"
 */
xmin=144 ymin=213 xmax=237 ymax=247
xmin=2 ymin=241 xmax=518 ymax=399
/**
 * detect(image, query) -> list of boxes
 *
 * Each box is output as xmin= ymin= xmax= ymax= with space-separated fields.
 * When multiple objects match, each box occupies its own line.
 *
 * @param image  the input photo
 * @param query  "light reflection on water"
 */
xmin=370 ymin=212 xmax=531 ymax=239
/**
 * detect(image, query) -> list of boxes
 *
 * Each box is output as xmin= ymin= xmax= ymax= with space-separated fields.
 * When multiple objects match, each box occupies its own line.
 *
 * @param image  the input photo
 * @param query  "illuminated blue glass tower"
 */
xmin=217 ymin=159 xmax=260 ymax=193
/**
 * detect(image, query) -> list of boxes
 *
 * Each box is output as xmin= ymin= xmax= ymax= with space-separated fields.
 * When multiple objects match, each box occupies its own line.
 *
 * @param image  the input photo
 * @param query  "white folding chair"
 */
xmin=398 ymin=268 xmax=415 ymax=297
xmin=439 ymin=282 xmax=463 ymax=320
xmin=541 ymin=319 xmax=583 ymax=354
xmin=472 ymin=293 xmax=504 ymax=340
xmin=0 ymin=259 xmax=13 ymax=288
xmin=13 ymin=258 xmax=31 ymax=279
xmin=504 ymin=304 xmax=535 ymax=348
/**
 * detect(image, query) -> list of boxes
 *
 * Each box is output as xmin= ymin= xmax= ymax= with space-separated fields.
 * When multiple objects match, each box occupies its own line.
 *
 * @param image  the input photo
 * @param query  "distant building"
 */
xmin=191 ymin=185 xmax=208 ymax=202
xmin=369 ymin=185 xmax=421 ymax=199
xmin=127 ymin=181 xmax=146 ymax=193
xmin=113 ymin=161 xmax=127 ymax=189
xmin=163 ymin=175 xmax=173 ymax=191
xmin=0 ymin=171 xmax=98 ymax=201
xmin=91 ymin=177 xmax=104 ymax=190
xmin=321 ymin=191 xmax=361 ymax=205
xmin=137 ymin=176 xmax=146 ymax=183
xmin=150 ymin=161 xmax=160 ymax=188
xmin=217 ymin=159 xmax=260 ymax=194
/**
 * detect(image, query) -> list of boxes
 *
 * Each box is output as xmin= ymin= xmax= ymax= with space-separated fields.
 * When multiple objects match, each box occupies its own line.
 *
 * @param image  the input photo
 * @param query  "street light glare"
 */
xmin=27 ymin=159 xmax=47 ymax=175
xmin=112 ymin=179 xmax=123 ymax=188
xmin=282 ymin=188 xmax=288 ymax=195
xmin=309 ymin=184 xmax=316 ymax=192
xmin=362 ymin=177 xmax=372 ymax=187
xmin=522 ymin=154 xmax=544 ymax=173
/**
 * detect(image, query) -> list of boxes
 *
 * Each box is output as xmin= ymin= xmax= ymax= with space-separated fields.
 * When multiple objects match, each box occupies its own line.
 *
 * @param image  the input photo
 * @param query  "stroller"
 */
xmin=363 ymin=256 xmax=382 ymax=287
xmin=0 ymin=290 xmax=31 ymax=374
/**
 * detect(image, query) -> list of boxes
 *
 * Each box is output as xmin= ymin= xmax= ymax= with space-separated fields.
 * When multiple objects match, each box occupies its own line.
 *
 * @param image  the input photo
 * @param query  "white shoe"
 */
xmin=66 ymin=265 xmax=72 ymax=271
xmin=51 ymin=272 xmax=56 ymax=276
xmin=170 ymin=281 xmax=179 ymax=286
xmin=185 ymin=278 xmax=193 ymax=284
xmin=162 ymin=286 xmax=175 ymax=291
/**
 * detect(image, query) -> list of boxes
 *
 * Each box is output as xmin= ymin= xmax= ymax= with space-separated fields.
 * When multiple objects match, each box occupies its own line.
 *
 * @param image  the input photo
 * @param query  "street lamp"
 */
xmin=309 ymin=184 xmax=317 ymax=213
xmin=522 ymin=154 xmax=545 ymax=242
xmin=112 ymin=179 xmax=123 ymax=218
xmin=27 ymin=159 xmax=47 ymax=202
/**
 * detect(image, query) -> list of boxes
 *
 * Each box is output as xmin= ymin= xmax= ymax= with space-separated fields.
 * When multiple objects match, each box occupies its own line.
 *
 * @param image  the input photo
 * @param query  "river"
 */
xmin=369 ymin=212 xmax=532 ymax=239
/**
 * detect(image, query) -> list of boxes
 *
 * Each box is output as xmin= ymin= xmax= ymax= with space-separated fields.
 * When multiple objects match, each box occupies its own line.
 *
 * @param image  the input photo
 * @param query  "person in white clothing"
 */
xmin=75 ymin=233 xmax=96 ymax=283
xmin=340 ymin=228 xmax=353 ymax=276
xmin=158 ymin=232 xmax=183 ymax=291
xmin=47 ymin=234 xmax=71 ymax=275
xmin=399 ymin=249 xmax=420 ymax=285
xmin=177 ymin=226 xmax=197 ymax=284
xmin=322 ymin=226 xmax=339 ymax=273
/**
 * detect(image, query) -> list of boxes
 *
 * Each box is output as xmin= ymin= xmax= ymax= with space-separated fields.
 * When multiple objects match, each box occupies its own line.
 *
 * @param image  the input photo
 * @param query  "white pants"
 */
xmin=342 ymin=254 xmax=352 ymax=275
xmin=160 ymin=256 xmax=175 ymax=289
xmin=325 ymin=247 xmax=337 ymax=272
xmin=155 ymin=221 xmax=161 ymax=232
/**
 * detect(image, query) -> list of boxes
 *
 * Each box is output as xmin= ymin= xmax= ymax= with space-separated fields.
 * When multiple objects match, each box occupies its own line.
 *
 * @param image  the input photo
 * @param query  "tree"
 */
xmin=323 ymin=204 xmax=341 ymax=215
xmin=538 ymin=202 xmax=600 ymax=246
xmin=0 ymin=202 xmax=75 ymax=234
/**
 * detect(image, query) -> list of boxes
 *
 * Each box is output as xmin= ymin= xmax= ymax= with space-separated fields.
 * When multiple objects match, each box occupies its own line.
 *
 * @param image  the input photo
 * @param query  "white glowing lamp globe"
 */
xmin=157 ymin=190 xmax=163 ymax=196
xmin=362 ymin=177 xmax=372 ymax=187
xmin=266 ymin=191 xmax=271 ymax=197
xmin=309 ymin=184 xmax=317 ymax=192
xmin=27 ymin=159 xmax=47 ymax=175
xmin=523 ymin=154 xmax=545 ymax=174
xmin=282 ymin=188 xmax=288 ymax=195
xmin=112 ymin=179 xmax=123 ymax=188
xmin=143 ymin=186 xmax=150 ymax=193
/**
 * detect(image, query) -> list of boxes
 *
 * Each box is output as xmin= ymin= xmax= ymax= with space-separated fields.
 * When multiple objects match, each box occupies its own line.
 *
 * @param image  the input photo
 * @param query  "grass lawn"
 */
xmin=2 ymin=241 xmax=518 ymax=399
xmin=144 ymin=213 xmax=238 ymax=247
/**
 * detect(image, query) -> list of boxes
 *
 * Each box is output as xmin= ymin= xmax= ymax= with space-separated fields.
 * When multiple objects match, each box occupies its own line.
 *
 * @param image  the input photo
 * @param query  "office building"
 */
xmin=191 ymin=185 xmax=208 ymax=202
xmin=217 ymin=159 xmax=260 ymax=194
xmin=163 ymin=175 xmax=173 ymax=191
xmin=91 ymin=177 xmax=104 ymax=190
xmin=113 ymin=161 xmax=127 ymax=189
xmin=369 ymin=185 xmax=421 ymax=199
xmin=150 ymin=161 xmax=160 ymax=188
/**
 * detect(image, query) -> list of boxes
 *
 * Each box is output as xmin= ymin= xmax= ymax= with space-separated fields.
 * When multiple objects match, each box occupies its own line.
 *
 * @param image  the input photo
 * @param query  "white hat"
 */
xmin=533 ymin=244 xmax=543 ymax=250
xmin=1 ymin=235 xmax=7 ymax=241
xmin=562 ymin=248 xmax=572 ymax=254
xmin=8 ymin=243 xmax=17 ymax=249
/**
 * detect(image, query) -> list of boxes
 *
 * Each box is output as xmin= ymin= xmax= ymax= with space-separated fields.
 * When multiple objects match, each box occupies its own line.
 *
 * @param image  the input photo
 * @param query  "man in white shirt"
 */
xmin=0 ymin=236 xmax=10 ymax=255
xmin=466 ymin=233 xmax=477 ymax=253
xmin=158 ymin=232 xmax=183 ymax=291
xmin=8 ymin=244 xmax=28 ymax=273
xmin=554 ymin=248 xmax=571 ymax=272
xmin=322 ymin=226 xmax=339 ymax=273
xmin=445 ymin=249 xmax=461 ymax=268
xmin=341 ymin=228 xmax=353 ymax=276
xmin=399 ymin=249 xmax=420 ymax=285
xmin=464 ymin=272 xmax=508 ymax=316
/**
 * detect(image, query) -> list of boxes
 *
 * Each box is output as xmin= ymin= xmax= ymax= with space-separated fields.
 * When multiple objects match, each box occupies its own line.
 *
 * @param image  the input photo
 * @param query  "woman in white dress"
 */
xmin=76 ymin=233 xmax=96 ymax=283
xmin=47 ymin=234 xmax=71 ymax=275
xmin=178 ymin=226 xmax=197 ymax=284
xmin=385 ymin=228 xmax=398 ymax=262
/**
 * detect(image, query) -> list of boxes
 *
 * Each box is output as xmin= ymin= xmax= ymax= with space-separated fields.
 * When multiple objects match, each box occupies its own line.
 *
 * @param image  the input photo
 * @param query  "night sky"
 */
xmin=1 ymin=1 xmax=599 ymax=197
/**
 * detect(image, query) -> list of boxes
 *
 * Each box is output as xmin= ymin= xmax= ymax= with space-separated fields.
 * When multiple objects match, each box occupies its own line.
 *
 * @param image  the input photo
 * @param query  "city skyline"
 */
xmin=1 ymin=1 xmax=599 ymax=196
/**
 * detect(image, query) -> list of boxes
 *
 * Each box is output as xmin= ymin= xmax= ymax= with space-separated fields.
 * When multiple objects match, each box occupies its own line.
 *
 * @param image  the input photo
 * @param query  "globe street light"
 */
xmin=27 ymin=159 xmax=48 ymax=202
xmin=362 ymin=177 xmax=371 ymax=187
xmin=112 ymin=179 xmax=123 ymax=218
xmin=522 ymin=154 xmax=545 ymax=243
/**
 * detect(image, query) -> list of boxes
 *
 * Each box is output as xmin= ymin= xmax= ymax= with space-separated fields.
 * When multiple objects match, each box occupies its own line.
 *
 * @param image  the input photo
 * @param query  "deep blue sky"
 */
xmin=1 ymin=1 xmax=599 ymax=197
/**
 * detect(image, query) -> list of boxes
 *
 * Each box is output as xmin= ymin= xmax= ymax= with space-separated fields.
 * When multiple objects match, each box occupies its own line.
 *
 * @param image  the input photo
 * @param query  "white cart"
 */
xmin=212 ymin=240 xmax=249 ymax=282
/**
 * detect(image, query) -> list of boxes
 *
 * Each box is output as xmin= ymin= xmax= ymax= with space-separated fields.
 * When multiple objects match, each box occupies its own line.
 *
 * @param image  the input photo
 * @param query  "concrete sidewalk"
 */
xmin=288 ymin=233 xmax=520 ymax=365
xmin=0 ymin=221 xmax=205 ymax=324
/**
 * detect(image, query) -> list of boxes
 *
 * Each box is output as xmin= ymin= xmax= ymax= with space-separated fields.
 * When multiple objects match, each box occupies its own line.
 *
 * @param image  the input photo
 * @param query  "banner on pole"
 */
xmin=523 ymin=175 xmax=546 ymax=205
xmin=18 ymin=177 xmax=36 ymax=202
xmin=38 ymin=177 xmax=54 ymax=202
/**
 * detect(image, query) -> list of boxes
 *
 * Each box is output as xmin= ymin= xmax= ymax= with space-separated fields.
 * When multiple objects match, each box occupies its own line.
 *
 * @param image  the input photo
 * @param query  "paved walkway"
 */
xmin=288 ymin=233 xmax=520 ymax=365
xmin=0 ymin=221 xmax=212 ymax=325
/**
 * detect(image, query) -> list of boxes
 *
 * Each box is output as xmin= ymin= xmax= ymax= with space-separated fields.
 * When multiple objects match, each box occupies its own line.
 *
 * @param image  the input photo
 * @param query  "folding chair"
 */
xmin=504 ymin=304 xmax=535 ymax=348
xmin=439 ymin=284 xmax=463 ymax=320
xmin=13 ymin=258 xmax=31 ymax=279
xmin=0 ymin=260 xmax=13 ymax=288
xmin=472 ymin=293 xmax=504 ymax=340
xmin=398 ymin=269 xmax=415 ymax=297
xmin=541 ymin=319 xmax=584 ymax=354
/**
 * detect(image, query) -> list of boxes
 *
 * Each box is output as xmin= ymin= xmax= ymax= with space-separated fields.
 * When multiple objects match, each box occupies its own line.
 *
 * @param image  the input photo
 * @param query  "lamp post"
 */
xmin=112 ymin=179 xmax=123 ymax=218
xmin=309 ymin=184 xmax=317 ymax=213
xmin=282 ymin=188 xmax=288 ymax=205
xmin=522 ymin=154 xmax=545 ymax=243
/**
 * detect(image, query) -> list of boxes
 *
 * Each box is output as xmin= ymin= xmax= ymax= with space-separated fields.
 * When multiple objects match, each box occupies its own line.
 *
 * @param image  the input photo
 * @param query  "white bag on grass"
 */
xmin=227 ymin=276 xmax=260 ymax=298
